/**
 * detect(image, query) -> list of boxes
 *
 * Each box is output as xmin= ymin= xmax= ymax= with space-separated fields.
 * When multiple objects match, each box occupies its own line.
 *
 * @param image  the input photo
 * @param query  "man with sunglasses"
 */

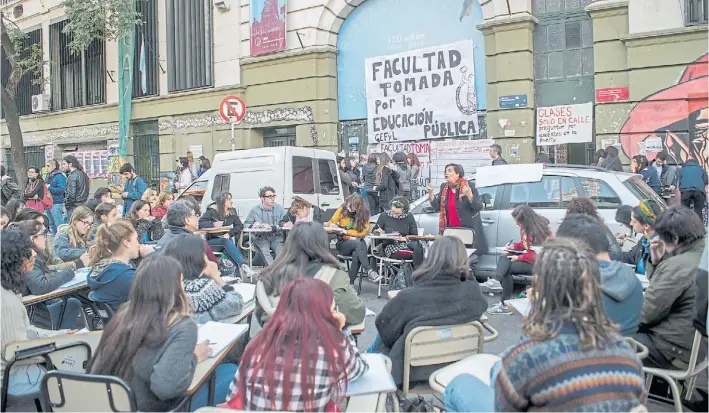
xmin=244 ymin=186 xmax=286 ymax=265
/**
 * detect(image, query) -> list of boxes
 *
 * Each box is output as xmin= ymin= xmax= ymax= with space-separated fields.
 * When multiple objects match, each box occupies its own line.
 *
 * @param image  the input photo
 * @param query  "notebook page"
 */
xmin=197 ymin=322 xmax=249 ymax=358
xmin=230 ymin=283 xmax=256 ymax=303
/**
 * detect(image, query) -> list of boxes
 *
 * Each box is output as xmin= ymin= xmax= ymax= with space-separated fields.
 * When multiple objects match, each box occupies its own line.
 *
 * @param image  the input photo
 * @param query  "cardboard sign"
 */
xmin=536 ymin=103 xmax=593 ymax=146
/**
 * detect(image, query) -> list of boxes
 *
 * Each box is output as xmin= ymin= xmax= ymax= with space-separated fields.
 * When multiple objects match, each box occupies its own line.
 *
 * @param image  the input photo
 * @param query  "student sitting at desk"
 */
xmin=163 ymin=234 xmax=243 ymax=324
xmin=256 ymin=222 xmax=365 ymax=328
xmin=90 ymin=202 xmax=118 ymax=240
xmin=87 ymin=254 xmax=237 ymax=411
xmin=243 ymin=186 xmax=287 ymax=265
xmin=372 ymin=196 xmax=424 ymax=268
xmin=637 ymin=206 xmax=705 ymax=369
xmin=1 ymin=229 xmax=74 ymax=400
xmin=225 ymin=277 xmax=368 ymax=411
xmin=327 ymin=194 xmax=377 ymax=284
xmin=280 ymin=196 xmax=322 ymax=227
xmin=126 ymin=200 xmax=164 ymax=243
xmin=88 ymin=221 xmax=148 ymax=311
xmin=198 ymin=192 xmax=255 ymax=279
xmin=617 ymin=200 xmax=665 ymax=275
xmin=485 ymin=205 xmax=551 ymax=315
xmin=557 ymin=214 xmax=643 ymax=337
xmin=444 ymin=238 xmax=646 ymax=412
xmin=53 ymin=205 xmax=94 ymax=262
xmin=12 ymin=220 xmax=85 ymax=329
xmin=370 ymin=236 xmax=487 ymax=390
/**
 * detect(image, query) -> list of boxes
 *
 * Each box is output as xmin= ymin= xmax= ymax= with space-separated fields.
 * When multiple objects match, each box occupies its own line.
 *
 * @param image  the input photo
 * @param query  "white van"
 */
xmin=179 ymin=147 xmax=344 ymax=221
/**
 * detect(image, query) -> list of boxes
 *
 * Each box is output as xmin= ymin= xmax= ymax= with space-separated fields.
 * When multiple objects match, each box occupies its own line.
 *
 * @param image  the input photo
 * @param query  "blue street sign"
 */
xmin=499 ymin=94 xmax=528 ymax=109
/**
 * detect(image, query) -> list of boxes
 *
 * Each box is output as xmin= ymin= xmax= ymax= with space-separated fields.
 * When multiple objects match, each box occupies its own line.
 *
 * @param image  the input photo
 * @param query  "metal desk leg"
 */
xmin=55 ymin=296 xmax=69 ymax=329
xmin=207 ymin=372 xmax=217 ymax=407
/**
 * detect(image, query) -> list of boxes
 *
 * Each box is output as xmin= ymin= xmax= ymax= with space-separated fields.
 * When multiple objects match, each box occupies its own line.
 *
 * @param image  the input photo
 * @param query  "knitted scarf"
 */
xmin=438 ymin=178 xmax=470 ymax=234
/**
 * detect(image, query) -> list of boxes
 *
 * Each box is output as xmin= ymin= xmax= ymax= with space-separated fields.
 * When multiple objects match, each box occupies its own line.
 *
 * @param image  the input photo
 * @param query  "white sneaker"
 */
xmin=368 ymin=269 xmax=382 ymax=283
xmin=480 ymin=278 xmax=502 ymax=291
xmin=486 ymin=302 xmax=513 ymax=315
xmin=240 ymin=264 xmax=256 ymax=279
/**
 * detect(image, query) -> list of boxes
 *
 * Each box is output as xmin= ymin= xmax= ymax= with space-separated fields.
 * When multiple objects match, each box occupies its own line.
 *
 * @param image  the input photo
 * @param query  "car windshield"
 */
xmin=623 ymin=176 xmax=666 ymax=206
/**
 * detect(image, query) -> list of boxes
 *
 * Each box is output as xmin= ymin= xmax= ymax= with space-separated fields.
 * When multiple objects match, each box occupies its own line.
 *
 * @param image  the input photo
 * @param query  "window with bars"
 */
xmin=686 ymin=0 xmax=708 ymax=25
xmin=49 ymin=20 xmax=106 ymax=110
xmin=132 ymin=120 xmax=160 ymax=187
xmin=133 ymin=0 xmax=159 ymax=97
xmin=4 ymin=146 xmax=45 ymax=182
xmin=263 ymin=127 xmax=297 ymax=147
xmin=534 ymin=18 xmax=594 ymax=80
xmin=1 ymin=28 xmax=42 ymax=118
xmin=166 ymin=0 xmax=213 ymax=92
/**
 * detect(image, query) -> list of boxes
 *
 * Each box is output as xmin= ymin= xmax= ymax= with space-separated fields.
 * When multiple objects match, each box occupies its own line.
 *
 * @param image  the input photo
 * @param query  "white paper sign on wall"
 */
xmin=536 ymin=102 xmax=593 ymax=146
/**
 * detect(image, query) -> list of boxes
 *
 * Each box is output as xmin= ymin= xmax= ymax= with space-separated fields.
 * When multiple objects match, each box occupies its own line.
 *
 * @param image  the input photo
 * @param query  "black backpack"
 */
xmin=391 ymin=262 xmax=414 ymax=290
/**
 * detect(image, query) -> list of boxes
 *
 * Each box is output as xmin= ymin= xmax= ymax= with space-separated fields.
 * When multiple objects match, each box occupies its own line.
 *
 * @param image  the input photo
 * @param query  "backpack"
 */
xmin=1 ymin=176 xmax=22 ymax=205
xmin=396 ymin=165 xmax=412 ymax=193
xmin=42 ymin=184 xmax=54 ymax=209
xmin=390 ymin=262 xmax=414 ymax=290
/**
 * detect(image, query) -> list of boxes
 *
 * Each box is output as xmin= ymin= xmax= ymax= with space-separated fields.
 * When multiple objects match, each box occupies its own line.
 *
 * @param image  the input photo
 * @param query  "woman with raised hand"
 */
xmin=224 ymin=277 xmax=368 ymax=412
xmin=444 ymin=238 xmax=646 ymax=412
xmin=87 ymin=254 xmax=237 ymax=411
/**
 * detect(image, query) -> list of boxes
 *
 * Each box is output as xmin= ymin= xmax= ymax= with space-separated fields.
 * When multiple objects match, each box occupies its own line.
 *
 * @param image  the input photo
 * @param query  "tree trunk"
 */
xmin=1 ymin=87 xmax=28 ymax=189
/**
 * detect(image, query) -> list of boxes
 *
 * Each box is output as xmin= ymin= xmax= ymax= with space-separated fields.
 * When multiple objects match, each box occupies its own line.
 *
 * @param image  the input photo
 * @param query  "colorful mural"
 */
xmin=250 ymin=0 xmax=287 ymax=56
xmin=620 ymin=54 xmax=708 ymax=170
xmin=336 ymin=0 xmax=487 ymax=121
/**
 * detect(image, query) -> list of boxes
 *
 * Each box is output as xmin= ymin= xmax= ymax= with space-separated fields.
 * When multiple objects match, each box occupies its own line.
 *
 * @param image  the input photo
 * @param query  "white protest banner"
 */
xmin=365 ymin=40 xmax=479 ymax=144
xmin=429 ymin=139 xmax=493 ymax=190
xmin=536 ymin=102 xmax=593 ymax=146
xmin=371 ymin=141 xmax=431 ymax=199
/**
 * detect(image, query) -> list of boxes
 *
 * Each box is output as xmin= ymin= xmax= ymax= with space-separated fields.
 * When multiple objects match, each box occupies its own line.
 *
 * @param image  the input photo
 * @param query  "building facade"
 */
xmin=1 ymin=0 xmax=707 ymax=186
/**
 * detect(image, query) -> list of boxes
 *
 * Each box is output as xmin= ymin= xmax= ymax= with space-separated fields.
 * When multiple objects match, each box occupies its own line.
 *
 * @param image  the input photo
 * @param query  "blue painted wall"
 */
xmin=336 ymin=0 xmax=487 ymax=121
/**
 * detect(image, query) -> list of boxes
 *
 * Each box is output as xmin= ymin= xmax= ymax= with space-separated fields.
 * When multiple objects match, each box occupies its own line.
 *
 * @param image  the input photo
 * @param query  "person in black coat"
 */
xmin=198 ymin=192 xmax=254 ymax=278
xmin=426 ymin=163 xmax=488 ymax=254
xmin=369 ymin=236 xmax=488 ymax=388
xmin=372 ymin=196 xmax=424 ymax=268
xmin=377 ymin=153 xmax=400 ymax=212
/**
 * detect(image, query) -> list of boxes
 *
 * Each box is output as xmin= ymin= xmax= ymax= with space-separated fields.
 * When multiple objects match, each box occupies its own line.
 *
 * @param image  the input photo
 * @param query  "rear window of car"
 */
xmin=623 ymin=176 xmax=666 ymax=206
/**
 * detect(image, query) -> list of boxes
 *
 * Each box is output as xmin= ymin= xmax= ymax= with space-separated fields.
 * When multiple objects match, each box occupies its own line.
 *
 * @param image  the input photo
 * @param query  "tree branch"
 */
xmin=0 ymin=17 xmax=21 ymax=95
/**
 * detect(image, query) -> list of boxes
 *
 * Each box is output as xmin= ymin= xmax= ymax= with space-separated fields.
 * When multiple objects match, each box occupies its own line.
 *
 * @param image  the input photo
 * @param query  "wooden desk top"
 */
xmin=22 ymin=284 xmax=89 ymax=306
xmin=200 ymin=226 xmax=233 ymax=234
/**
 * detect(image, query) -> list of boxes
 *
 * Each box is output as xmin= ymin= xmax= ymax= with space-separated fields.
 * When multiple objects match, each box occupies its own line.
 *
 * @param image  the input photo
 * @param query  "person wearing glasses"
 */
xmin=53 ymin=205 xmax=94 ymax=262
xmin=244 ymin=187 xmax=286 ymax=265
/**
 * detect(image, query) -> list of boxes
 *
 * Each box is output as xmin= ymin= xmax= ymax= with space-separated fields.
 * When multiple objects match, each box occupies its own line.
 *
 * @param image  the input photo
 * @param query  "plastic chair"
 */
xmin=401 ymin=321 xmax=485 ymax=397
xmin=624 ymin=337 xmax=649 ymax=360
xmin=643 ymin=331 xmax=708 ymax=412
xmin=370 ymin=241 xmax=413 ymax=299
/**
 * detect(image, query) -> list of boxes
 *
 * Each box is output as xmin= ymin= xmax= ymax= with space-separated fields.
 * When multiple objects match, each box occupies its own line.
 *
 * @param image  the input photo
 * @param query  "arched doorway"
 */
xmin=332 ymin=0 xmax=488 ymax=153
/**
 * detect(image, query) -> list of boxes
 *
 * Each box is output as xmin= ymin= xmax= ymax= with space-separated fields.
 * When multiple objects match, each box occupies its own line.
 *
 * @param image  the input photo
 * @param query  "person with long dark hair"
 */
xmin=256 ymin=222 xmax=365 ymax=328
xmin=174 ymin=157 xmax=195 ymax=191
xmin=632 ymin=155 xmax=662 ymax=195
xmin=1 ymin=229 xmax=75 ymax=399
xmin=372 ymin=196 xmax=424 ymax=268
xmin=603 ymin=145 xmax=623 ymax=172
xmin=486 ymin=205 xmax=551 ymax=315
xmin=45 ymin=159 xmax=67 ymax=234
xmin=327 ymin=194 xmax=377 ymax=283
xmin=23 ymin=167 xmax=46 ymax=213
xmin=444 ymin=238 xmax=646 ymax=412
xmin=362 ymin=153 xmax=380 ymax=211
xmin=199 ymin=192 xmax=254 ymax=278
xmin=427 ymin=163 xmax=488 ymax=253
xmin=90 ymin=202 xmax=118 ymax=240
xmin=162 ymin=234 xmax=243 ymax=323
xmin=86 ymin=254 xmax=237 ymax=411
xmin=224 ymin=277 xmax=368 ymax=411
xmin=564 ymin=196 xmax=622 ymax=259
xmin=370 ymin=236 xmax=487 ymax=389
xmin=62 ymin=155 xmax=90 ymax=218
xmin=637 ymin=206 xmax=706 ymax=369
xmin=126 ymin=199 xmax=164 ymax=243
xmin=376 ymin=153 xmax=400 ymax=211
xmin=11 ymin=220 xmax=84 ymax=329
xmin=5 ymin=198 xmax=24 ymax=222
xmin=405 ymin=152 xmax=421 ymax=201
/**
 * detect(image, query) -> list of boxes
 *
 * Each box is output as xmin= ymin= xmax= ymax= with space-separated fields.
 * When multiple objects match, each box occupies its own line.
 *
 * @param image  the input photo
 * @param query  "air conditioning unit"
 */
xmin=31 ymin=94 xmax=50 ymax=113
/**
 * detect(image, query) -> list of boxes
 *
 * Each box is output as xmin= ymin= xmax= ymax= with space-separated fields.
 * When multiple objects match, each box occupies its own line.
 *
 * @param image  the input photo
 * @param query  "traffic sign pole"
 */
xmin=231 ymin=121 xmax=236 ymax=152
xmin=218 ymin=95 xmax=247 ymax=152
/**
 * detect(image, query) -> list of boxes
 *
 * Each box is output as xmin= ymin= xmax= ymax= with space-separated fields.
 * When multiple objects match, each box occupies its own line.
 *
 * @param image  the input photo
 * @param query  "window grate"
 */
xmin=132 ymin=121 xmax=160 ymax=187
xmin=686 ymin=0 xmax=708 ymax=25
xmin=133 ymin=0 xmax=159 ymax=97
xmin=166 ymin=0 xmax=213 ymax=92
xmin=1 ymin=28 xmax=42 ymax=118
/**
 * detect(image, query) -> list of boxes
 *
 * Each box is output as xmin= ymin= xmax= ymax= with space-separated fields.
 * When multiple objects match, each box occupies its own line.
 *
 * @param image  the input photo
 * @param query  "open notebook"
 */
xmin=58 ymin=268 xmax=92 ymax=290
xmin=230 ymin=283 xmax=256 ymax=303
xmin=505 ymin=298 xmax=531 ymax=317
xmin=197 ymin=322 xmax=249 ymax=358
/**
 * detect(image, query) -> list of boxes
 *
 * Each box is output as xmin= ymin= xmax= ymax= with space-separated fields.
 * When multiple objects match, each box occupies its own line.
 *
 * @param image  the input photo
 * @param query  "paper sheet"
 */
xmin=505 ymin=298 xmax=531 ymax=317
xmin=58 ymin=268 xmax=91 ymax=290
xmin=230 ymin=283 xmax=256 ymax=303
xmin=346 ymin=354 xmax=397 ymax=396
xmin=197 ymin=322 xmax=249 ymax=358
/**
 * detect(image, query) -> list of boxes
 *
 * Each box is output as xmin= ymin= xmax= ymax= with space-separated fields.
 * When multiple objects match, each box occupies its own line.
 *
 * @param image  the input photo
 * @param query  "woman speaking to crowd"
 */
xmin=427 ymin=163 xmax=488 ymax=255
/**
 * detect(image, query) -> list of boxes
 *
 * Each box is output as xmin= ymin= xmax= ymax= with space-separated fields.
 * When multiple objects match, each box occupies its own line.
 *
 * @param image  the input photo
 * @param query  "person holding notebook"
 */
xmin=87 ymin=254 xmax=237 ymax=411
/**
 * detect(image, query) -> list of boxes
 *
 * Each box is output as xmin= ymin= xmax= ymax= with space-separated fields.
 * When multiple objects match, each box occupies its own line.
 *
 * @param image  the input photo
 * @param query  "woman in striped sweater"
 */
xmin=445 ymin=238 xmax=646 ymax=412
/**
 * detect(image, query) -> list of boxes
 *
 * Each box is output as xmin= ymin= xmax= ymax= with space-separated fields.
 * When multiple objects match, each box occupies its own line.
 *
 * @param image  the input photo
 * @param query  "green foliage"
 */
xmin=3 ymin=23 xmax=44 ymax=89
xmin=61 ymin=0 xmax=141 ymax=54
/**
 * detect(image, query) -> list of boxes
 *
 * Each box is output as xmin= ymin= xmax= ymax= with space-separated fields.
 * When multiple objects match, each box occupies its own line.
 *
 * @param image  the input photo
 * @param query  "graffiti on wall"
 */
xmin=620 ymin=54 xmax=708 ymax=170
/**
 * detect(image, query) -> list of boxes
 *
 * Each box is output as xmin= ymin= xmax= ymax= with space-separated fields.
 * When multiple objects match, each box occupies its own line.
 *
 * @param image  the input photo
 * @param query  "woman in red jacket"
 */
xmin=487 ymin=205 xmax=551 ymax=315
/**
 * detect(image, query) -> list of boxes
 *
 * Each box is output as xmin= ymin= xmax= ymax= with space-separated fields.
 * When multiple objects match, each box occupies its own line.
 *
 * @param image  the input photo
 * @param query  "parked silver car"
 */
xmin=374 ymin=164 xmax=665 ymax=279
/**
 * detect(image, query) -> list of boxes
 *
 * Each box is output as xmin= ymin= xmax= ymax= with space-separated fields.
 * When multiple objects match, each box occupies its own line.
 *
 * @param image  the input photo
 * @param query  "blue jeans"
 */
xmin=360 ymin=188 xmax=369 ymax=207
xmin=444 ymin=361 xmax=502 ymax=412
xmin=367 ymin=333 xmax=383 ymax=353
xmin=46 ymin=203 xmax=66 ymax=234
xmin=190 ymin=363 xmax=237 ymax=410
xmin=47 ymin=298 xmax=83 ymax=329
xmin=208 ymin=238 xmax=246 ymax=266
